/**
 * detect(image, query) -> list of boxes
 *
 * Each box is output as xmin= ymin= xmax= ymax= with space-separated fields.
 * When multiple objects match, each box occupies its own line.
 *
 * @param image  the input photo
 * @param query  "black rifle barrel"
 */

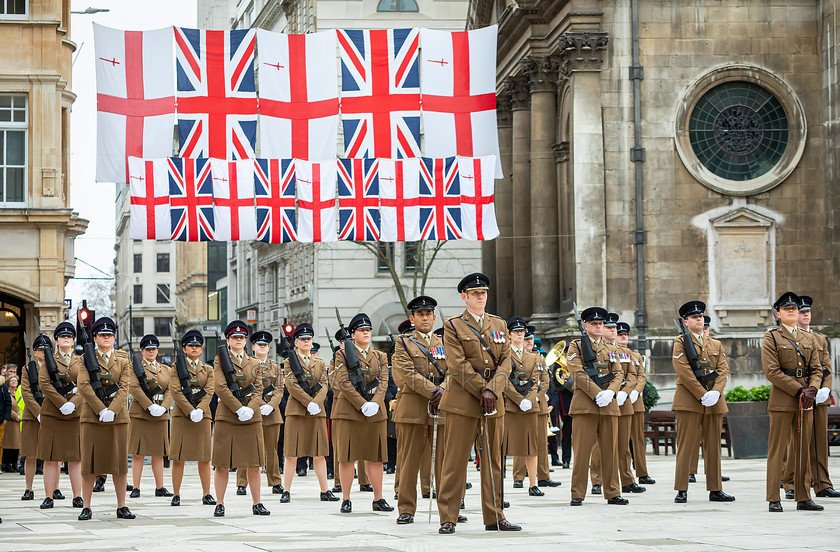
xmin=572 ymin=303 xmax=615 ymax=390
xmin=334 ymin=308 xmax=377 ymax=400
xmin=215 ymin=331 xmax=254 ymax=405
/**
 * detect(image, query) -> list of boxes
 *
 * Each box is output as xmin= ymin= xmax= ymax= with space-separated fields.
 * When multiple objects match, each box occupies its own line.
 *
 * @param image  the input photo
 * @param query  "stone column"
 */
xmin=523 ymin=56 xmax=560 ymax=329
xmin=493 ymin=89 xmax=514 ymax=318
xmin=553 ymin=141 xmax=574 ymax=311
xmin=510 ymin=74 xmax=532 ymax=317
xmin=559 ymin=31 xmax=609 ymax=309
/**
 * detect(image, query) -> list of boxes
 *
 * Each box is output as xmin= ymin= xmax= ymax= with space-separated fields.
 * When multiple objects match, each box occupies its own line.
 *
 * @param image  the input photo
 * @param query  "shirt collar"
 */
xmin=355 ymin=345 xmax=370 ymax=355
xmin=467 ymin=310 xmax=484 ymax=324
xmin=782 ymin=323 xmax=797 ymax=335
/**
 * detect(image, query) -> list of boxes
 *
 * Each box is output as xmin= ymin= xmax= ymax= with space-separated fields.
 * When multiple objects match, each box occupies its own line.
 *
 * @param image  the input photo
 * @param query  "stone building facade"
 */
xmin=469 ymin=0 xmax=839 ymax=388
xmin=0 ymin=0 xmax=87 ymax=366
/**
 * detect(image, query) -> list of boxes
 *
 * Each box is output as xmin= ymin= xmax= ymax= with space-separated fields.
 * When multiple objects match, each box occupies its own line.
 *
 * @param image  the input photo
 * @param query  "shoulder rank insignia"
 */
xmin=674 ymin=353 xmax=684 ymax=359
xmin=490 ymin=331 xmax=505 ymax=343
xmin=568 ymin=352 xmax=577 ymax=361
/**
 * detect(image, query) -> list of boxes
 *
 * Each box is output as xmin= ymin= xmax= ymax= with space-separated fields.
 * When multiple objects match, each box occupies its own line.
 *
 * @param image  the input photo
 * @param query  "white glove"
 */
xmin=629 ymin=390 xmax=640 ymax=404
xmin=518 ymin=399 xmax=533 ymax=412
xmin=307 ymin=402 xmax=321 ymax=415
xmin=99 ymin=409 xmax=115 ymax=423
xmin=700 ymin=390 xmax=721 ymax=407
xmin=189 ymin=408 xmax=204 ymax=423
xmin=236 ymin=406 xmax=254 ymax=422
xmin=361 ymin=401 xmax=380 ymax=417
xmin=37 ymin=414 xmax=41 ymax=423
xmin=60 ymin=402 xmax=77 ymax=416
xmin=148 ymin=404 xmax=167 ymax=417
xmin=595 ymin=390 xmax=615 ymax=408
xmin=815 ymin=387 xmax=831 ymax=405
xmin=260 ymin=404 xmax=274 ymax=416
xmin=617 ymin=390 xmax=629 ymax=406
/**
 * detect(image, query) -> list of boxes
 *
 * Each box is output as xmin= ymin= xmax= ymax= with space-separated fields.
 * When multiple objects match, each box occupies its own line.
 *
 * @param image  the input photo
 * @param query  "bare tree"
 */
xmin=81 ymin=279 xmax=114 ymax=314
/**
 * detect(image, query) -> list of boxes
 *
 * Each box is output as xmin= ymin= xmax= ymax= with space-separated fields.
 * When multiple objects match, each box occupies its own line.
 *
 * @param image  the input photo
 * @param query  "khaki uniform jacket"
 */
xmin=630 ymin=350 xmax=646 ymax=414
xmin=169 ymin=359 xmax=214 ymax=419
xmin=439 ymin=310 xmax=511 ymax=419
xmin=284 ymin=353 xmax=328 ymax=418
xmin=39 ymin=352 xmax=82 ymax=421
xmin=213 ymin=351 xmax=263 ymax=425
xmin=614 ymin=343 xmax=638 ymax=416
xmin=129 ymin=359 xmax=173 ymax=421
xmin=20 ymin=361 xmax=41 ymax=421
xmin=503 ymin=349 xmax=542 ymax=414
xmin=762 ymin=326 xmax=823 ymax=412
xmin=257 ymin=359 xmax=285 ymax=425
xmin=536 ymin=353 xmax=551 ymax=415
xmin=807 ymin=330 xmax=833 ymax=390
xmin=567 ymin=338 xmax=623 ymax=416
xmin=671 ymin=334 xmax=729 ymax=414
xmin=393 ymin=330 xmax=446 ymax=424
xmin=77 ymin=349 xmax=132 ymax=424
xmin=332 ymin=347 xmax=389 ymax=422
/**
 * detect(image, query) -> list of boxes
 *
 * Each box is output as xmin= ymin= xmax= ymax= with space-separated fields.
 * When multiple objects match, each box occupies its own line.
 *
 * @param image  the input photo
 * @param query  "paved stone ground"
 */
xmin=0 ymin=454 xmax=838 ymax=551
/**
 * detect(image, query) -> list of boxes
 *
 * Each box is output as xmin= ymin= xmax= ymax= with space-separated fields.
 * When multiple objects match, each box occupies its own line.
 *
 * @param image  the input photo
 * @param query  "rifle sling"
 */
xmin=455 ymin=316 xmax=501 ymax=369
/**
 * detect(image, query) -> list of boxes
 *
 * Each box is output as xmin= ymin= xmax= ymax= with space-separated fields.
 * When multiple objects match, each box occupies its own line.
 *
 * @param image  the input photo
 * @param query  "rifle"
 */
xmin=572 ymin=303 xmax=615 ymax=390
xmin=509 ymin=363 xmax=535 ymax=397
xmin=170 ymin=327 xmax=205 ymax=409
xmin=34 ymin=316 xmax=74 ymax=398
xmin=674 ymin=317 xmax=717 ymax=391
xmin=280 ymin=327 xmax=322 ymax=398
xmin=77 ymin=313 xmax=119 ymax=404
xmin=325 ymin=327 xmax=339 ymax=355
xmin=23 ymin=332 xmax=45 ymax=406
xmin=334 ymin=308 xmax=379 ymax=401
xmin=215 ymin=331 xmax=255 ymax=405
xmin=125 ymin=331 xmax=162 ymax=401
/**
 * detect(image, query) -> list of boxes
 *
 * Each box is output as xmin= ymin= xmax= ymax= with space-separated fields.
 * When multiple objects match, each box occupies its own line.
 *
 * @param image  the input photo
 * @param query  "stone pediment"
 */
xmin=710 ymin=207 xmax=774 ymax=228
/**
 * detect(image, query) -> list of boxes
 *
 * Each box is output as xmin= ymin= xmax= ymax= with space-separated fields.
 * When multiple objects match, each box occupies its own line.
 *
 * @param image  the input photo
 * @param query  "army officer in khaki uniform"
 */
xmin=617 ymin=322 xmax=655 ymax=486
xmin=671 ymin=301 xmax=734 ymax=504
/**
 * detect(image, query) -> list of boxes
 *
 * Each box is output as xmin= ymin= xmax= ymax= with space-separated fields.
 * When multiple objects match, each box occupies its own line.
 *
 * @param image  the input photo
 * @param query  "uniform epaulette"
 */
xmin=486 ymin=313 xmax=504 ymax=321
xmin=114 ymin=349 xmax=130 ymax=359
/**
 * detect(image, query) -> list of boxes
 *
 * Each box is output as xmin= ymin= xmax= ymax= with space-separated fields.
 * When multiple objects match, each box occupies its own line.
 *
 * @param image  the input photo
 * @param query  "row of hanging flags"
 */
xmin=95 ymin=24 xmax=501 ymax=242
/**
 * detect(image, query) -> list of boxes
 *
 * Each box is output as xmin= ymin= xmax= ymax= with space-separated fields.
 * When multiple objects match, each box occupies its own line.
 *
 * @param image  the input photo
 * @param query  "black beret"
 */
xmin=349 ymin=313 xmax=372 ymax=332
xmin=91 ymin=317 xmax=117 ymax=336
xmin=250 ymin=330 xmax=273 ymax=345
xmin=293 ymin=323 xmax=314 ymax=339
xmin=581 ymin=307 xmax=608 ymax=323
xmin=507 ymin=316 xmax=527 ymax=332
xmin=53 ymin=321 xmax=76 ymax=339
xmin=773 ymin=291 xmax=800 ymax=311
xmin=679 ymin=301 xmax=706 ymax=319
xmin=616 ymin=322 xmax=631 ymax=334
xmin=397 ymin=319 xmax=413 ymax=334
xmin=407 ymin=295 xmax=437 ymax=312
xmin=33 ymin=334 xmax=53 ymax=350
xmin=181 ymin=330 xmax=204 ymax=347
xmin=139 ymin=334 xmax=160 ymax=349
xmin=799 ymin=295 xmax=813 ymax=311
xmin=224 ymin=320 xmax=249 ymax=338
xmin=457 ymin=272 xmax=490 ymax=294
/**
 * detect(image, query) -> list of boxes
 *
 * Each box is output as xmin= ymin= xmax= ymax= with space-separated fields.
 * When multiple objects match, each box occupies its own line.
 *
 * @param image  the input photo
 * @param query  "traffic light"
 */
xmin=77 ymin=300 xmax=95 ymax=338
xmin=283 ymin=318 xmax=294 ymax=337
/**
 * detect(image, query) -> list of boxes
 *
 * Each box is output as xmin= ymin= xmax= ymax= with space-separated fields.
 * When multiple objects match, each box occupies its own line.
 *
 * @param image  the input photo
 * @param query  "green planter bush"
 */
xmin=643 ymin=380 xmax=659 ymax=411
xmin=725 ymin=385 xmax=771 ymax=459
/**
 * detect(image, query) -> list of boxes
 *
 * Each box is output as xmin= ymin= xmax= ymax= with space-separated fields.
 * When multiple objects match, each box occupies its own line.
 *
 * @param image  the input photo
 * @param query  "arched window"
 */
xmin=377 ymin=0 xmax=419 ymax=12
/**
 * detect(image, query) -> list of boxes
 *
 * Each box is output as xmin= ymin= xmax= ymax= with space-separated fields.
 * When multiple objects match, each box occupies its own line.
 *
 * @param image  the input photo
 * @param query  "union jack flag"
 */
xmin=418 ymin=156 xmax=461 ymax=240
xmin=255 ymin=158 xmax=297 ymax=243
xmin=168 ymin=157 xmax=215 ymax=241
xmin=175 ymin=27 xmax=258 ymax=160
xmin=337 ymin=158 xmax=380 ymax=241
xmin=338 ymin=28 xmax=421 ymax=159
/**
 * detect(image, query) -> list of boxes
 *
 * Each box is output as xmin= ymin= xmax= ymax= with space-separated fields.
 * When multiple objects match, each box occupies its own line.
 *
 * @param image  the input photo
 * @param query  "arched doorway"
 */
xmin=0 ymin=292 xmax=25 ymax=369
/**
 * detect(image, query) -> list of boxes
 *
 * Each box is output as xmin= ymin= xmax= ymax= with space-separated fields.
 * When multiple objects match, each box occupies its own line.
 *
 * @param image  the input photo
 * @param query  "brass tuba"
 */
xmin=545 ymin=340 xmax=569 ymax=385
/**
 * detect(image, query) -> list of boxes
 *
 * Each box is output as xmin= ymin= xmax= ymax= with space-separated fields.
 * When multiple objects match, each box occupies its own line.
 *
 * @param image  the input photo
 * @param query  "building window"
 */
xmin=208 ymin=290 xmax=220 ymax=322
xmin=377 ymin=0 xmax=418 ymax=12
xmin=133 ymin=253 xmax=142 ymax=273
xmin=207 ymin=242 xmax=226 ymax=290
xmin=0 ymin=95 xmax=27 ymax=204
xmin=156 ymin=284 xmax=170 ymax=304
xmin=0 ymin=0 xmax=26 ymax=18
xmin=156 ymin=253 xmax=170 ymax=272
xmin=131 ymin=317 xmax=144 ymax=337
xmin=246 ymin=258 xmax=252 ymax=304
xmin=404 ymin=241 xmax=419 ymax=272
xmin=153 ymin=317 xmax=172 ymax=337
xmin=133 ymin=285 xmax=143 ymax=304
xmin=376 ymin=243 xmax=394 ymax=273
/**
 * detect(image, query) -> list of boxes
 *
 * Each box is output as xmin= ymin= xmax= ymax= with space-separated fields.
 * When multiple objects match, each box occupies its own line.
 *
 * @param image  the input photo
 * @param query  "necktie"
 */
xmin=303 ymin=356 xmax=310 ymax=367
xmin=234 ymin=353 xmax=243 ymax=364
xmin=360 ymin=349 xmax=367 ymax=359
xmin=792 ymin=327 xmax=798 ymax=339
xmin=99 ymin=352 xmax=109 ymax=364
xmin=698 ymin=335 xmax=703 ymax=345
xmin=424 ymin=334 xmax=430 ymax=347
xmin=516 ymin=349 xmax=523 ymax=360
xmin=63 ymin=353 xmax=71 ymax=364
xmin=477 ymin=316 xmax=484 ymax=329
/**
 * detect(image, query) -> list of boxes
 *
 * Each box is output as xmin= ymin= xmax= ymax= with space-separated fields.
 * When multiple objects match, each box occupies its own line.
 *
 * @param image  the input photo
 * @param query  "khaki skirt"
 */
xmin=37 ymin=416 xmax=81 ymax=462
xmin=128 ymin=417 xmax=170 ymax=457
xmin=169 ymin=415 xmax=211 ymax=462
xmin=284 ymin=414 xmax=329 ymax=458
xmin=211 ymin=420 xmax=264 ymax=469
xmin=2 ymin=420 xmax=21 ymax=449
xmin=333 ymin=418 xmax=387 ymax=463
xmin=80 ymin=421 xmax=129 ymax=475
xmin=19 ymin=420 xmax=40 ymax=458
xmin=504 ymin=411 xmax=541 ymax=456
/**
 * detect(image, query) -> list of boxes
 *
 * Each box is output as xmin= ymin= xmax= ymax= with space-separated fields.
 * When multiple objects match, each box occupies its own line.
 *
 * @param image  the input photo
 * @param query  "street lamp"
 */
xmin=71 ymin=7 xmax=110 ymax=14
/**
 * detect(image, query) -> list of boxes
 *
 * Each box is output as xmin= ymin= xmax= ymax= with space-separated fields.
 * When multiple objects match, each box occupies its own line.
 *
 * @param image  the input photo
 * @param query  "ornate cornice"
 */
xmin=496 ymin=89 xmax=512 ymax=127
xmin=521 ymin=55 xmax=559 ymax=93
xmin=506 ymin=75 xmax=531 ymax=111
xmin=557 ymin=30 xmax=609 ymax=77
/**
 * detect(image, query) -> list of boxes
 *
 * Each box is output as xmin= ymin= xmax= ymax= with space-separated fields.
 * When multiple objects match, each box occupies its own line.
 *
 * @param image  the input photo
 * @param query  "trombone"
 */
xmin=544 ymin=340 xmax=569 ymax=385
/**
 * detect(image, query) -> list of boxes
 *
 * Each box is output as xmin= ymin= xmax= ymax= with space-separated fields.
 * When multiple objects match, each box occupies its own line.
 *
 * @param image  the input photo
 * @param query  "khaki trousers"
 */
xmin=396 ymin=421 xmax=444 ymax=515
xmin=675 ymin=411 xmax=722 ymax=492
xmin=630 ymin=411 xmax=649 ymax=477
xmin=512 ymin=414 xmax=549 ymax=481
xmin=617 ymin=413 xmax=635 ymax=486
xmin=438 ymin=412 xmax=504 ymax=526
xmin=783 ymin=403 xmax=832 ymax=493
xmin=767 ymin=409 xmax=814 ymax=502
xmin=238 ymin=423 xmax=282 ymax=487
xmin=571 ymin=414 xmax=619 ymax=500
xmin=394 ymin=439 xmax=431 ymax=495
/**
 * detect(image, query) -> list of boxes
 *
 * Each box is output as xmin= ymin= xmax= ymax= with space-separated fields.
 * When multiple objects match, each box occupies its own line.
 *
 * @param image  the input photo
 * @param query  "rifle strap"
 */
xmin=403 ymin=336 xmax=445 ymax=378
xmin=455 ymin=316 xmax=501 ymax=369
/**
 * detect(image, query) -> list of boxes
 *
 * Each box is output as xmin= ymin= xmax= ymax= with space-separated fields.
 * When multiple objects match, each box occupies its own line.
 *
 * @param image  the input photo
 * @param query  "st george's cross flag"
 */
xmin=337 ymin=158 xmax=381 ymax=241
xmin=378 ymin=158 xmax=420 ymax=242
xmin=175 ymin=28 xmax=258 ymax=160
xmin=458 ymin=155 xmax=499 ymax=240
xmin=256 ymin=30 xmax=339 ymax=160
xmin=128 ymin=157 xmax=170 ymax=240
xmin=255 ymin=158 xmax=297 ymax=243
xmin=338 ymin=28 xmax=421 ymax=159
xmin=168 ymin=157 xmax=215 ymax=241
xmin=210 ymin=158 xmax=257 ymax=241
xmin=94 ymin=24 xmax=176 ymax=183
xmin=419 ymin=26 xmax=501 ymax=177
xmin=418 ymin=156 xmax=461 ymax=240
xmin=296 ymin=160 xmax=337 ymax=243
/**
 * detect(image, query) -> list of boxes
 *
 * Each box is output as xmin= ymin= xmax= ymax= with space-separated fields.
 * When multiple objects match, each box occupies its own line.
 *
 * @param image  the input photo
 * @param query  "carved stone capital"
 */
xmin=496 ymin=90 xmax=512 ymax=127
xmin=506 ymin=75 xmax=531 ymax=111
xmin=552 ymin=141 xmax=570 ymax=163
xmin=521 ymin=55 xmax=559 ymax=93
xmin=557 ymin=30 xmax=609 ymax=75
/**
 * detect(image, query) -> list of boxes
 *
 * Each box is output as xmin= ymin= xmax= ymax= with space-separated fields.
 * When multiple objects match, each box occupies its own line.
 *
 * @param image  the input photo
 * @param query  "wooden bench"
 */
xmin=645 ymin=410 xmax=676 ymax=455
xmin=829 ymin=406 xmax=840 ymax=454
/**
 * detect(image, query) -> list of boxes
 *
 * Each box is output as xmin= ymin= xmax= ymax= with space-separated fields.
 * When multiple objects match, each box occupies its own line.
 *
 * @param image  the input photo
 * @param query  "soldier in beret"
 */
xmin=212 ymin=320 xmax=269 ymax=517
xmin=169 ymin=330 xmax=216 ymax=507
xmin=764 ymin=292 xmax=824 ymax=512
xmin=128 ymin=334 xmax=173 ymax=499
xmin=437 ymin=273 xmax=520 ymax=533
xmin=280 ymin=323 xmax=336 ymax=503
xmin=37 ymin=323 xmax=84 ymax=509
xmin=18 ymin=334 xmax=44 ymax=502
xmin=332 ymin=313 xmax=393 ymax=514
xmin=77 ymin=317 xmax=135 ymax=520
